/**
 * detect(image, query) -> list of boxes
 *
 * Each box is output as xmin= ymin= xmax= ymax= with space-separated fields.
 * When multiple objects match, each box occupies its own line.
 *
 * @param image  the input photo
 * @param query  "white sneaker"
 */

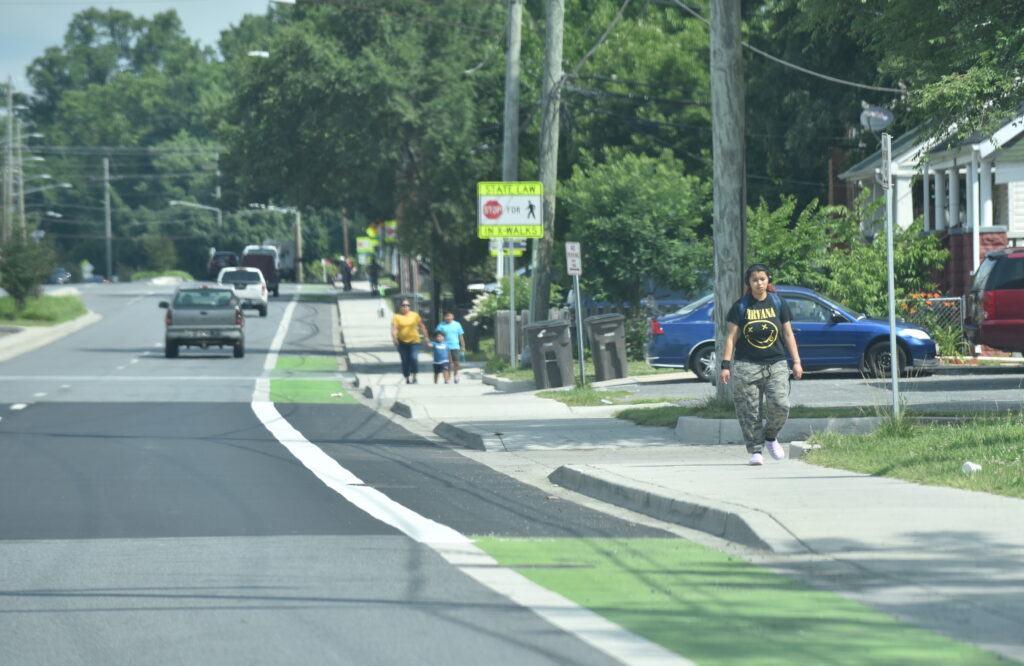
xmin=766 ymin=439 xmax=785 ymax=460
xmin=748 ymin=452 xmax=764 ymax=466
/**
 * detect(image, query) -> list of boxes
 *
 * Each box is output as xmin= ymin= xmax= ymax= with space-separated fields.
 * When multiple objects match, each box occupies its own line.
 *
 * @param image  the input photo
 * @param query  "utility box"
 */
xmin=523 ymin=319 xmax=574 ymax=389
xmin=585 ymin=313 xmax=628 ymax=381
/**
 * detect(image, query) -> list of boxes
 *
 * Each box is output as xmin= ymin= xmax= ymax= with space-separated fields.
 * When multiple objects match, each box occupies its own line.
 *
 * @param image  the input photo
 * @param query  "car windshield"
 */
xmin=222 ymin=270 xmax=259 ymax=283
xmin=670 ymin=293 xmax=713 ymax=316
xmin=174 ymin=289 xmax=235 ymax=307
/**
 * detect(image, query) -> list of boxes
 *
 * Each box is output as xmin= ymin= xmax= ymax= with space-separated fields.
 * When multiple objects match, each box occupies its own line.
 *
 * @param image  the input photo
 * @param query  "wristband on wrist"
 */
xmin=720 ymin=360 xmax=731 ymax=370
xmin=793 ymin=360 xmax=802 ymax=364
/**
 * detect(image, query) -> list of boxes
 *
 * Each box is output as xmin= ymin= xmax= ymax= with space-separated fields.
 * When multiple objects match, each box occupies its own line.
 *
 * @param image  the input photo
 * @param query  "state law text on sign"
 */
xmin=477 ymin=181 xmax=544 ymax=239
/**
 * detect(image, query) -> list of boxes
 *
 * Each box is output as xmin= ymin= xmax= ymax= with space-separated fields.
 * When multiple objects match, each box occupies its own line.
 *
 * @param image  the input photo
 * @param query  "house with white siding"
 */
xmin=838 ymin=114 xmax=1024 ymax=295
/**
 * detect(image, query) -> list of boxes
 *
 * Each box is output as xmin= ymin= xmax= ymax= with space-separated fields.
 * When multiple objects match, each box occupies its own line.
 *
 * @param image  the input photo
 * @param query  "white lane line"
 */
xmin=250 ymin=289 xmax=692 ymax=666
xmin=11 ymin=404 xmax=27 ymax=410
xmin=33 ymin=392 xmax=47 ymax=398
xmin=130 ymin=359 xmax=140 ymax=364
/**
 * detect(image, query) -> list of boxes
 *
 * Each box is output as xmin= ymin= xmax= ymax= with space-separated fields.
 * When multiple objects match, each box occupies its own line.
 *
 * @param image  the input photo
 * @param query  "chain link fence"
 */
xmin=898 ymin=296 xmax=969 ymax=356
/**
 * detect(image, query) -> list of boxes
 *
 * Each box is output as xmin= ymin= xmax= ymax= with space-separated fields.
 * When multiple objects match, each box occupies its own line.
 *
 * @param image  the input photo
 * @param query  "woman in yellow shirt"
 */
xmin=390 ymin=299 xmax=429 ymax=384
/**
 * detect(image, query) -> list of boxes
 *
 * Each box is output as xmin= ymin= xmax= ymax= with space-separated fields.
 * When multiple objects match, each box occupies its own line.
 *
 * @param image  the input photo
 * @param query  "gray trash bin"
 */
xmin=585 ymin=313 xmax=628 ymax=381
xmin=523 ymin=319 xmax=574 ymax=389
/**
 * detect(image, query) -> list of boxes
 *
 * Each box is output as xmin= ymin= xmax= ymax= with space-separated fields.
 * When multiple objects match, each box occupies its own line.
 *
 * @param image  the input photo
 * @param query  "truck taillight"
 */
xmin=165 ymin=309 xmax=172 ymax=326
xmin=236 ymin=308 xmax=244 ymax=326
xmin=981 ymin=291 xmax=995 ymax=321
xmin=650 ymin=319 xmax=664 ymax=335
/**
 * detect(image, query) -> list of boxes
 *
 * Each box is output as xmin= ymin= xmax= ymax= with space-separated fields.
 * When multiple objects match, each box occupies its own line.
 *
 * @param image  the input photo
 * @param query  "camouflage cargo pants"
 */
xmin=731 ymin=359 xmax=791 ymax=453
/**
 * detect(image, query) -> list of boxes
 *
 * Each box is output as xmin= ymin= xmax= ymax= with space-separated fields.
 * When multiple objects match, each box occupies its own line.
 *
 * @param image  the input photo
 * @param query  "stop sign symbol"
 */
xmin=483 ymin=200 xmax=503 ymax=220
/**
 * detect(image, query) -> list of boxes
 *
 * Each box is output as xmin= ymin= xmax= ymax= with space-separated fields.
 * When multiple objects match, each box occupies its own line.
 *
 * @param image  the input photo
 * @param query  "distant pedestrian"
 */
xmin=391 ymin=299 xmax=428 ymax=384
xmin=719 ymin=263 xmax=803 ymax=466
xmin=428 ymin=331 xmax=451 ymax=384
xmin=434 ymin=311 xmax=466 ymax=383
xmin=339 ymin=256 xmax=353 ymax=291
xmin=366 ymin=258 xmax=382 ymax=296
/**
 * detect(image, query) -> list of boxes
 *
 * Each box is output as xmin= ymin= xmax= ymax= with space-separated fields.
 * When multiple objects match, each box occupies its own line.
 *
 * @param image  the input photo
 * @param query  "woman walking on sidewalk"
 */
xmin=719 ymin=263 xmax=803 ymax=466
xmin=391 ymin=299 xmax=429 ymax=384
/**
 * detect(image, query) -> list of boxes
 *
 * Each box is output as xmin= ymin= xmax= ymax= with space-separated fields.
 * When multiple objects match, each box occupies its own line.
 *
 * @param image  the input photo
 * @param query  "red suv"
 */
xmin=965 ymin=247 xmax=1024 ymax=353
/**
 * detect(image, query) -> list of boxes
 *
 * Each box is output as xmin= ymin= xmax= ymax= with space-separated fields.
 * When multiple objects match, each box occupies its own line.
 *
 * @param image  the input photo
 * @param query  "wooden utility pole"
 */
xmin=104 ymin=157 xmax=113 ymax=280
xmin=710 ymin=0 xmax=746 ymax=400
xmin=530 ymin=0 xmax=563 ymax=324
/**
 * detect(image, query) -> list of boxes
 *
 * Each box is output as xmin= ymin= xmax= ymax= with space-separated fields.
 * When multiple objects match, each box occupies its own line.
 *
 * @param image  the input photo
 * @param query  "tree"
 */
xmin=792 ymin=0 xmax=1024 ymax=140
xmin=745 ymin=192 xmax=948 ymax=317
xmin=561 ymin=149 xmax=712 ymax=311
xmin=0 ymin=236 xmax=55 ymax=310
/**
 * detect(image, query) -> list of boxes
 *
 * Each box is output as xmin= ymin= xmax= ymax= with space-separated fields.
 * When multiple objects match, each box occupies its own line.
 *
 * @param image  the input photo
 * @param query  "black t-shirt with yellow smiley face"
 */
xmin=726 ymin=292 xmax=792 ymax=363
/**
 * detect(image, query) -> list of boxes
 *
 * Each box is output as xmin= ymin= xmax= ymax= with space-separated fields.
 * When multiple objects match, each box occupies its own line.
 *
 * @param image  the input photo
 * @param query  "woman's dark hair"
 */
xmin=743 ymin=263 xmax=777 ymax=294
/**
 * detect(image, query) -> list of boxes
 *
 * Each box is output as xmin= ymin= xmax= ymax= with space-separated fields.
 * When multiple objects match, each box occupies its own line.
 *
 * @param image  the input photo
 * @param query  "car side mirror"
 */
xmin=830 ymin=310 xmax=847 ymax=323
xmin=159 ymin=301 xmax=169 ymax=309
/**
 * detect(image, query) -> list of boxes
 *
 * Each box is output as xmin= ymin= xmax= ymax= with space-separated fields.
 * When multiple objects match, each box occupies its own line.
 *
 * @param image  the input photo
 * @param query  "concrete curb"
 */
xmin=0 ymin=311 xmax=102 ymax=363
xmin=675 ymin=415 xmax=882 ymax=445
xmin=549 ymin=464 xmax=806 ymax=553
xmin=481 ymin=373 xmax=536 ymax=392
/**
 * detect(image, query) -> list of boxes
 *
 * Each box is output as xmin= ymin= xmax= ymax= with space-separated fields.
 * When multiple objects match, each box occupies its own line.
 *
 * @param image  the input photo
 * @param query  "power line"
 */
xmin=665 ymin=0 xmax=906 ymax=94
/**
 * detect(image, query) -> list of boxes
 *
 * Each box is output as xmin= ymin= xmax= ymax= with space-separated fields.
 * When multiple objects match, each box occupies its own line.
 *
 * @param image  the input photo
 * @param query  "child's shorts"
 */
xmin=433 ymin=362 xmax=449 ymax=372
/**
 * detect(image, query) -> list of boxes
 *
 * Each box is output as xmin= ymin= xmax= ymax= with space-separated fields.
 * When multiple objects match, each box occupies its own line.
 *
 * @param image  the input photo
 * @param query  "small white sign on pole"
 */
xmin=880 ymin=133 xmax=892 ymax=191
xmin=565 ymin=241 xmax=582 ymax=276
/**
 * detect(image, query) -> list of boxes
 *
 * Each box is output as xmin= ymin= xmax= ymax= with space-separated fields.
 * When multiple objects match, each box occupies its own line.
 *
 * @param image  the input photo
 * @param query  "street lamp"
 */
xmin=247 ymin=50 xmax=271 ymax=58
xmin=24 ymin=182 xmax=72 ymax=196
xmin=169 ymin=199 xmax=222 ymax=226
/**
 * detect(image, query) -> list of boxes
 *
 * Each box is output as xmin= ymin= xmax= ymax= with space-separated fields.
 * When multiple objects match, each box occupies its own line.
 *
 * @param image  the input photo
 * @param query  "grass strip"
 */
xmin=269 ymin=379 xmax=356 ymax=404
xmin=0 ymin=295 xmax=86 ymax=326
xmin=807 ymin=414 xmax=1024 ymax=499
xmin=475 ymin=537 xmax=1006 ymax=666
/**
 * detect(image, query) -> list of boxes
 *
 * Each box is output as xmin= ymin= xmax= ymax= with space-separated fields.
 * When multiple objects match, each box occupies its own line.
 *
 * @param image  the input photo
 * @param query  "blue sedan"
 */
xmin=647 ymin=285 xmax=940 ymax=381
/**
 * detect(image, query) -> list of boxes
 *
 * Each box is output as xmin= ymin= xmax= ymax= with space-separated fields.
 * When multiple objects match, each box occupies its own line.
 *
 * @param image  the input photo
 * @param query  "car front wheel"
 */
xmin=690 ymin=344 xmax=716 ymax=382
xmin=865 ymin=341 xmax=906 ymax=378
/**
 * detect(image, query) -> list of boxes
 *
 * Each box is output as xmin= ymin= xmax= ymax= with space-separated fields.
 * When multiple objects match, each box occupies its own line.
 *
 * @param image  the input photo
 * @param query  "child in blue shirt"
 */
xmin=434 ymin=311 xmax=466 ymax=383
xmin=428 ymin=331 xmax=451 ymax=384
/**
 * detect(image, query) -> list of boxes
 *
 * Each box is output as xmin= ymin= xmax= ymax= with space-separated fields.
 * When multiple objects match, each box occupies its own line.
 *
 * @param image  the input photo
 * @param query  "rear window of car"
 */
xmin=174 ymin=289 xmax=235 ymax=307
xmin=979 ymin=255 xmax=1024 ymax=290
xmin=221 ymin=270 xmax=259 ymax=283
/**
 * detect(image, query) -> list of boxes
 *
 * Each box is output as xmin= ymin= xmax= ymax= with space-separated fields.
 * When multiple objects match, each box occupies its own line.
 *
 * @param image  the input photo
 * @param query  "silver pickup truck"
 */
xmin=159 ymin=285 xmax=245 ymax=358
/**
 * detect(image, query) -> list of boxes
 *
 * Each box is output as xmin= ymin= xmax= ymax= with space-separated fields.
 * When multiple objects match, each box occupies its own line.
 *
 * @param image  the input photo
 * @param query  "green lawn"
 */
xmin=476 ymin=537 xmax=1005 ymax=666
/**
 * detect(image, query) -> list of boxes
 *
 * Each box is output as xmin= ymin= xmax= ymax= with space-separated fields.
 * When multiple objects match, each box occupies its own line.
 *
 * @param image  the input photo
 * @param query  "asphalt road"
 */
xmin=0 ymin=283 xmax=668 ymax=666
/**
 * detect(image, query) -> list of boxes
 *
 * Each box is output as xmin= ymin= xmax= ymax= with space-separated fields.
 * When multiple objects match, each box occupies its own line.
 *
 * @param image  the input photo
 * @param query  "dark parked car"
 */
xmin=647 ymin=285 xmax=939 ymax=381
xmin=206 ymin=251 xmax=239 ymax=280
xmin=965 ymin=247 xmax=1024 ymax=353
xmin=46 ymin=267 xmax=72 ymax=284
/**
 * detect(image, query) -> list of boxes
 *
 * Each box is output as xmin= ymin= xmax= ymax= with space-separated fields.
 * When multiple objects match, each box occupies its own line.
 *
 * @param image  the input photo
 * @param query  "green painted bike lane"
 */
xmin=475 ymin=537 xmax=1008 ymax=665
xmin=271 ymin=355 xmax=356 ymax=404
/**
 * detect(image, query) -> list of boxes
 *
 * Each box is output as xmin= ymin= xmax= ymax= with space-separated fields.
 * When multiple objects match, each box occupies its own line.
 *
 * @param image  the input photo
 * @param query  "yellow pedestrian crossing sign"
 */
xmin=477 ymin=181 xmax=543 ymax=238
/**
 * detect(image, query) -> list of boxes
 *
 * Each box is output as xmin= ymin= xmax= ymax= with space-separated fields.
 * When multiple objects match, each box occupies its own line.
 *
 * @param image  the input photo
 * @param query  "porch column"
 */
xmin=934 ymin=167 xmax=947 ymax=231
xmin=980 ymin=158 xmax=993 ymax=227
xmin=922 ymin=164 xmax=931 ymax=231
xmin=948 ymin=167 xmax=960 ymax=227
xmin=971 ymin=148 xmax=980 ymax=271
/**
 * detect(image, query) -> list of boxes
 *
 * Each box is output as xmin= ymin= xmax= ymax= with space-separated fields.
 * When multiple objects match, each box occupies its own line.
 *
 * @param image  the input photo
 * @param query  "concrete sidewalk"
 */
xmin=337 ymin=283 xmax=1024 ymax=663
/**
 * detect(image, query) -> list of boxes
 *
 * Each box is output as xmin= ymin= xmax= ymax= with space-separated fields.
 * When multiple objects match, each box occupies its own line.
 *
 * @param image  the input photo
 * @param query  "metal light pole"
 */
xmin=170 ymin=199 xmax=223 ymax=226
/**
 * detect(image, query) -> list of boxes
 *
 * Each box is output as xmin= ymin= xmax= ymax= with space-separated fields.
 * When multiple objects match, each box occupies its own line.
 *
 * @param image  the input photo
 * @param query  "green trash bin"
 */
xmin=523 ymin=319 xmax=574 ymax=389
xmin=585 ymin=313 xmax=628 ymax=381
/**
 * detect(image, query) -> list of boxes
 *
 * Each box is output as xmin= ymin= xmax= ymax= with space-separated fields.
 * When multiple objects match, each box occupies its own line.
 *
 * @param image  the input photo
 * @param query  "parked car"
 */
xmin=216 ymin=266 xmax=268 ymax=317
xmin=964 ymin=247 xmax=1024 ymax=353
xmin=206 ymin=251 xmax=239 ymax=280
xmin=647 ymin=285 xmax=939 ymax=381
xmin=159 ymin=285 xmax=245 ymax=358
xmin=46 ymin=267 xmax=72 ymax=284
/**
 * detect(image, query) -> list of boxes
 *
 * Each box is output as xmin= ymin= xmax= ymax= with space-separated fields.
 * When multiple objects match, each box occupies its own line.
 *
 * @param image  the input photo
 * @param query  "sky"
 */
xmin=1 ymin=0 xmax=273 ymax=92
